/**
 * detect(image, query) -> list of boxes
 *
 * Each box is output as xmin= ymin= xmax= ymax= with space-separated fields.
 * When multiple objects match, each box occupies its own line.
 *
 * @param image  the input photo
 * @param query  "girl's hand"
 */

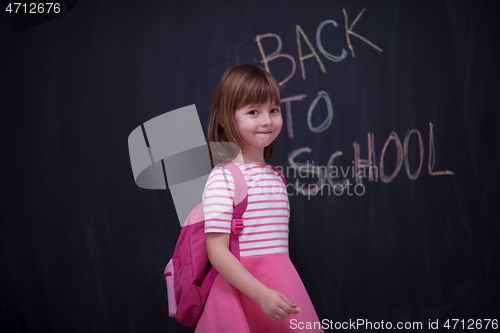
xmin=256 ymin=288 xmax=300 ymax=321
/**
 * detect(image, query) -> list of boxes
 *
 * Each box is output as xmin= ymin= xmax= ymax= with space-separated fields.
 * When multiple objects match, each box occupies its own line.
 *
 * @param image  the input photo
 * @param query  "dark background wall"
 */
xmin=1 ymin=1 xmax=499 ymax=332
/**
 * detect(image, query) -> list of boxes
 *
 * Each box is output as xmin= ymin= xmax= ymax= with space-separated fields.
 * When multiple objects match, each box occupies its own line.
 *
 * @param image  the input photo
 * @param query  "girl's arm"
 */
xmin=206 ymin=232 xmax=300 ymax=321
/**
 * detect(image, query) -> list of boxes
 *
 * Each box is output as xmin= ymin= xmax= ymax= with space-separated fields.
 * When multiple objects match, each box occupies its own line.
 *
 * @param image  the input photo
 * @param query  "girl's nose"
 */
xmin=261 ymin=112 xmax=272 ymax=126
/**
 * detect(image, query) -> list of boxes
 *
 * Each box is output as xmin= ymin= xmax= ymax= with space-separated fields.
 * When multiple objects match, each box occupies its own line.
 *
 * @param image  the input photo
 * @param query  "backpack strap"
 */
xmin=220 ymin=163 xmax=247 ymax=233
xmin=217 ymin=162 xmax=248 ymax=261
xmin=269 ymin=165 xmax=287 ymax=187
xmin=202 ymin=162 xmax=248 ymax=289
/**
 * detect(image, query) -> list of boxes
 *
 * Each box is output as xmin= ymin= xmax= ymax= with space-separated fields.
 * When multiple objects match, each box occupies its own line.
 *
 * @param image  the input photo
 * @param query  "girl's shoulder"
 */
xmin=205 ymin=165 xmax=235 ymax=188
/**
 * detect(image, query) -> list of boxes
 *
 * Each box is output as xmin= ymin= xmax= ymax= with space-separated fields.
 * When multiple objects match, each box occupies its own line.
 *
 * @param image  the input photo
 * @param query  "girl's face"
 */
xmin=234 ymin=101 xmax=282 ymax=155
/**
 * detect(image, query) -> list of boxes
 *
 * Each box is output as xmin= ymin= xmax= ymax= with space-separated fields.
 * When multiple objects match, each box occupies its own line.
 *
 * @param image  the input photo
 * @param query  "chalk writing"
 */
xmin=379 ymin=132 xmax=404 ymax=183
xmin=316 ymin=20 xmax=348 ymax=62
xmin=343 ymin=8 xmax=383 ymax=58
xmin=287 ymin=147 xmax=324 ymax=196
xmin=404 ymin=129 xmax=424 ymax=180
xmin=353 ymin=123 xmax=453 ymax=185
xmin=256 ymin=8 xmax=381 ymax=84
xmin=327 ymin=151 xmax=349 ymax=189
xmin=296 ymin=24 xmax=326 ymax=80
xmin=255 ymin=33 xmax=296 ymax=86
xmin=285 ymin=123 xmax=454 ymax=194
xmin=307 ymin=91 xmax=333 ymax=133
xmin=280 ymin=94 xmax=307 ymax=139
xmin=353 ymin=132 xmax=377 ymax=185
xmin=253 ymin=8 xmax=453 ymax=197
xmin=428 ymin=122 xmax=454 ymax=176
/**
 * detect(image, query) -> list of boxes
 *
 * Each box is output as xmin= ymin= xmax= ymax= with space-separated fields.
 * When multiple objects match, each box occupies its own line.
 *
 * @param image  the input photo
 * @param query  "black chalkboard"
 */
xmin=1 ymin=0 xmax=499 ymax=332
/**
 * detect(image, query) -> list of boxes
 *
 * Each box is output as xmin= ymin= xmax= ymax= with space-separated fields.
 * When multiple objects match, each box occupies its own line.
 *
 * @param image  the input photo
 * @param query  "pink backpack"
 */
xmin=163 ymin=162 xmax=248 ymax=328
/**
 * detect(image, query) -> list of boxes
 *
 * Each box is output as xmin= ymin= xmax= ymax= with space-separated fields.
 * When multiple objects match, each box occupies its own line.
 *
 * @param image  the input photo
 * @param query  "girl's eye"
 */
xmin=249 ymin=110 xmax=258 ymax=115
xmin=270 ymin=108 xmax=280 ymax=113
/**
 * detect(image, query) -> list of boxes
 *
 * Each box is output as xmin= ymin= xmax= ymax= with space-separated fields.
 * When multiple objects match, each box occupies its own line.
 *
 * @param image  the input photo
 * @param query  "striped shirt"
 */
xmin=203 ymin=163 xmax=289 ymax=257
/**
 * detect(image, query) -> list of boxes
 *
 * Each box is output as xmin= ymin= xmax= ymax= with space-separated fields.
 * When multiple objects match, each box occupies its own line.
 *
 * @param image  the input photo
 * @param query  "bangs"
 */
xmin=234 ymin=69 xmax=281 ymax=110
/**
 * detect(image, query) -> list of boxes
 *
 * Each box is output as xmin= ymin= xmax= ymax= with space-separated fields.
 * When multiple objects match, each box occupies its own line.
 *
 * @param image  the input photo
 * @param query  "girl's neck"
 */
xmin=239 ymin=148 xmax=267 ymax=166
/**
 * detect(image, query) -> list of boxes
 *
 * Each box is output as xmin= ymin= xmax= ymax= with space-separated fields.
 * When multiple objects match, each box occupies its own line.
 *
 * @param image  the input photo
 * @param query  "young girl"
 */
xmin=196 ymin=64 xmax=323 ymax=332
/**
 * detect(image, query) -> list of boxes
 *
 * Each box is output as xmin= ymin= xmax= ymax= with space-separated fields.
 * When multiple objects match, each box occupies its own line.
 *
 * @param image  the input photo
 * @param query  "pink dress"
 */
xmin=195 ymin=164 xmax=323 ymax=333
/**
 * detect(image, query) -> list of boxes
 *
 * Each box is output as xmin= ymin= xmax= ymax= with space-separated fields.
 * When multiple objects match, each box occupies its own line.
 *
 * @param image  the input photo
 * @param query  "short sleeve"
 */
xmin=203 ymin=167 xmax=235 ymax=233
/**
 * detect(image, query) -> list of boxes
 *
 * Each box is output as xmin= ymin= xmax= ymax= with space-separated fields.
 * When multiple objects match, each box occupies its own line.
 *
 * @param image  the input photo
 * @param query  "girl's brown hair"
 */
xmin=207 ymin=64 xmax=281 ymax=162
